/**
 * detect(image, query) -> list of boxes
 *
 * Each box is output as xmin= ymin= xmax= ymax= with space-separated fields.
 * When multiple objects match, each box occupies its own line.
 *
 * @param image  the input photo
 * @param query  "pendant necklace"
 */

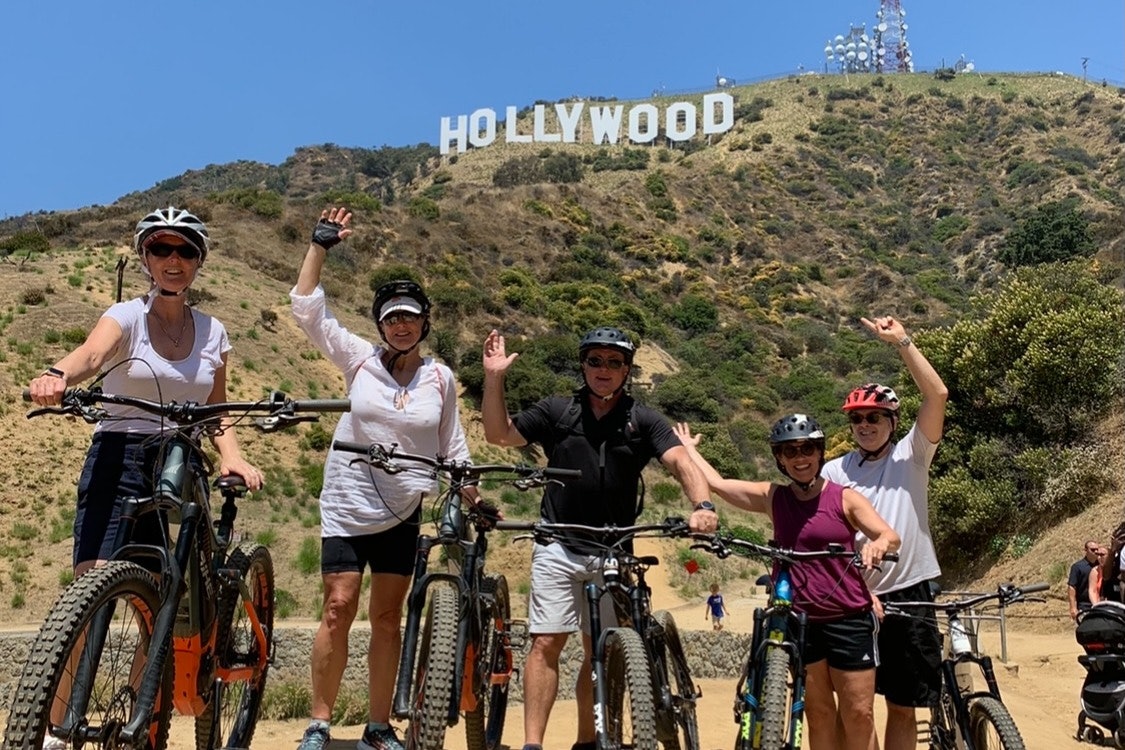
xmin=153 ymin=309 xmax=190 ymax=347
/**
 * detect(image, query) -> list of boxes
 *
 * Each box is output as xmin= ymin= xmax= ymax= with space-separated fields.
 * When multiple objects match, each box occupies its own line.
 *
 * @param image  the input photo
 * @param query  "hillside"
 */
xmin=0 ymin=71 xmax=1123 ymax=626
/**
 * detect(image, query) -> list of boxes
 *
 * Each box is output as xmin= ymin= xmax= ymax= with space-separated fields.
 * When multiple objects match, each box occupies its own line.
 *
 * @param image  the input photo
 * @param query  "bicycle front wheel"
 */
xmin=651 ymin=611 xmax=699 ymax=750
xmin=604 ymin=628 xmax=658 ymax=750
xmin=195 ymin=542 xmax=275 ymax=750
xmin=406 ymin=584 xmax=459 ymax=750
xmin=758 ymin=644 xmax=793 ymax=750
xmin=2 ymin=561 xmax=171 ymax=750
xmin=465 ymin=574 xmax=511 ymax=750
xmin=968 ymin=696 xmax=1026 ymax=749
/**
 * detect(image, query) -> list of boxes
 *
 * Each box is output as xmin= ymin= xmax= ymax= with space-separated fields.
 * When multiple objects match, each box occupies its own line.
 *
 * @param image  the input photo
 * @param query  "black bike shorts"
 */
xmin=320 ymin=506 xmax=421 ymax=577
xmin=804 ymin=610 xmax=879 ymax=671
xmin=876 ymin=580 xmax=943 ymax=707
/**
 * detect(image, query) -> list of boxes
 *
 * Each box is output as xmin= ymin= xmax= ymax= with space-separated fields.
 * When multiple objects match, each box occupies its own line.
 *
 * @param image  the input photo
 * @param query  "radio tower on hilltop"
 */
xmin=874 ymin=0 xmax=913 ymax=72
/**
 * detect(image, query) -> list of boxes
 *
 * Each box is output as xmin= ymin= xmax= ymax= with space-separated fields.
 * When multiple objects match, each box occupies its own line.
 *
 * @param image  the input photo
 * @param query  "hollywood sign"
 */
xmin=439 ymin=92 xmax=735 ymax=155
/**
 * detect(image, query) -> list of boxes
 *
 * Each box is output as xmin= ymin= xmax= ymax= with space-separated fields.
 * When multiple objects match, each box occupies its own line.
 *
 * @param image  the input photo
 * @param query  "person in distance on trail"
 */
xmin=820 ymin=314 xmax=949 ymax=750
xmin=482 ymin=326 xmax=717 ymax=750
xmin=706 ymin=582 xmax=729 ymax=631
xmin=1070 ymin=539 xmax=1102 ymax=621
xmin=26 ymin=206 xmax=263 ymax=584
xmin=290 ymin=207 xmax=477 ymax=750
xmin=675 ymin=414 xmax=900 ymax=750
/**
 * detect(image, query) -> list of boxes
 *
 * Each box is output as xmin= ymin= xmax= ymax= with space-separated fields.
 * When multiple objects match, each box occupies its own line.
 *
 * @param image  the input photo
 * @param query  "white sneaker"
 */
xmin=42 ymin=737 xmax=67 ymax=750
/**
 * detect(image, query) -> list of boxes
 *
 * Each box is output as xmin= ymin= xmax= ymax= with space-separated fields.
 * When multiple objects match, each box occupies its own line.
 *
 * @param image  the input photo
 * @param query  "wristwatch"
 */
xmin=693 ymin=500 xmax=717 ymax=513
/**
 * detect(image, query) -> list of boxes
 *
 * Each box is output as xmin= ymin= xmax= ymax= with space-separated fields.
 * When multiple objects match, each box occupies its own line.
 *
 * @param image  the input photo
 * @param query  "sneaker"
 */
xmin=298 ymin=721 xmax=331 ymax=750
xmin=358 ymin=723 xmax=405 ymax=750
xmin=42 ymin=737 xmax=67 ymax=750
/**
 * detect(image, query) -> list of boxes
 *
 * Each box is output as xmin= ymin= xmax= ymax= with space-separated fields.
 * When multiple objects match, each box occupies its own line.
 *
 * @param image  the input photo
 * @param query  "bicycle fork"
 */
xmin=735 ymin=607 xmax=808 ymax=749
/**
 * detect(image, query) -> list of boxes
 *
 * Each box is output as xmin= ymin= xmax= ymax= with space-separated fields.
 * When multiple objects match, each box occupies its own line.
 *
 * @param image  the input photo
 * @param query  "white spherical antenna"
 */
xmin=877 ymin=22 xmax=887 ymax=32
xmin=964 ymin=62 xmax=975 ymax=72
xmin=835 ymin=44 xmax=845 ymax=54
xmin=858 ymin=50 xmax=869 ymax=61
xmin=835 ymin=34 xmax=845 ymax=44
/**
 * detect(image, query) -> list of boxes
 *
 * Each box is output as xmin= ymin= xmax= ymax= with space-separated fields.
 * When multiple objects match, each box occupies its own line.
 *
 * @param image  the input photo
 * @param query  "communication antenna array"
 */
xmin=872 ymin=0 xmax=913 ymax=73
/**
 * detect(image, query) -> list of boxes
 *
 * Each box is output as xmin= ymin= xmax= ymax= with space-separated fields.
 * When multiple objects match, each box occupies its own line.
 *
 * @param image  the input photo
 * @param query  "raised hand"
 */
xmin=310 ymin=206 xmax=353 ymax=250
xmin=483 ymin=329 xmax=519 ymax=377
xmin=861 ymin=315 xmax=908 ymax=345
xmin=673 ymin=422 xmax=702 ymax=449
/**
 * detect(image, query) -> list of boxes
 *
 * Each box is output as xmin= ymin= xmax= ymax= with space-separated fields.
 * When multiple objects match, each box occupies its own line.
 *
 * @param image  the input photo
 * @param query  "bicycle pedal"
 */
xmin=216 ymin=568 xmax=241 ymax=587
xmin=507 ymin=619 xmax=529 ymax=649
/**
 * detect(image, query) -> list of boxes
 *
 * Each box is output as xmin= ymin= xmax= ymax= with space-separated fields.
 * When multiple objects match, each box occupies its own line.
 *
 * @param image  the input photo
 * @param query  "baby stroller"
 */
xmin=1076 ymin=601 xmax=1125 ymax=746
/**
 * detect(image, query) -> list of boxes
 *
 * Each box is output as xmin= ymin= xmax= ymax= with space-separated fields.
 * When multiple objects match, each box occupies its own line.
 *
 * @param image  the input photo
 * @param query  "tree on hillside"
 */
xmin=998 ymin=200 xmax=1095 ymax=267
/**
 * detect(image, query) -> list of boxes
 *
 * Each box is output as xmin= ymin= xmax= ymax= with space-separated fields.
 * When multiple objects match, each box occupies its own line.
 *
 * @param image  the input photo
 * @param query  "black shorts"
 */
xmin=804 ymin=610 xmax=878 ymax=671
xmin=321 ymin=507 xmax=421 ymax=577
xmin=876 ymin=580 xmax=943 ymax=706
xmin=75 ymin=433 xmax=200 ymax=569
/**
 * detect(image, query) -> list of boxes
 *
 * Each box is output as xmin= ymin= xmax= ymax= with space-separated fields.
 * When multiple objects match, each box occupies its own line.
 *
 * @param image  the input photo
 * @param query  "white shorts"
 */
xmin=528 ymin=540 xmax=618 ymax=635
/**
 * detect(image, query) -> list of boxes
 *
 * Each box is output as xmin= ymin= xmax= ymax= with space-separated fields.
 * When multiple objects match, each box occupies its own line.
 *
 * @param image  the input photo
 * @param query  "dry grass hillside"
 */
xmin=1 ymin=71 xmax=1123 ymax=630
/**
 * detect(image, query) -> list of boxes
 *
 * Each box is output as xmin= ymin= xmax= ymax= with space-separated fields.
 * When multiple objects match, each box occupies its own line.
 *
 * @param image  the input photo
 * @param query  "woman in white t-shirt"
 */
xmin=26 ymin=207 xmax=263 ymax=580
xmin=290 ymin=207 xmax=477 ymax=750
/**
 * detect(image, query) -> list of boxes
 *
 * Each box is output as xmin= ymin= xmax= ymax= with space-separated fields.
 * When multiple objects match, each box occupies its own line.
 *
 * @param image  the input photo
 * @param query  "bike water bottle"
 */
xmin=949 ymin=617 xmax=975 ymax=695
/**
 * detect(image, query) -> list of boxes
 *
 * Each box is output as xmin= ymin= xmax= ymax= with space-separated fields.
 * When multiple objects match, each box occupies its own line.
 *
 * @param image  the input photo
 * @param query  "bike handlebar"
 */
xmin=25 ymin=387 xmax=350 ymax=431
xmin=494 ymin=518 xmax=692 ymax=548
xmin=689 ymin=532 xmax=899 ymax=565
xmin=332 ymin=440 xmax=583 ymax=483
xmin=885 ymin=581 xmax=1050 ymax=616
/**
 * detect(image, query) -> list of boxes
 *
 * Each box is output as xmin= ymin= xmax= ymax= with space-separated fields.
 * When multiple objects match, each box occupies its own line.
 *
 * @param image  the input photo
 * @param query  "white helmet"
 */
xmin=133 ymin=207 xmax=210 ymax=264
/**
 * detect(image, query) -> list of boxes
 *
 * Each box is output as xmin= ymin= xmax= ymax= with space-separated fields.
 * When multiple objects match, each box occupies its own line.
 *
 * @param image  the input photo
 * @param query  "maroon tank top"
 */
xmin=771 ymin=480 xmax=872 ymax=622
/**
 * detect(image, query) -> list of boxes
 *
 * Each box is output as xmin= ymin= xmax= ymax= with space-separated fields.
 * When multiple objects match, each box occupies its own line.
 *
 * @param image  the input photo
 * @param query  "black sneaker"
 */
xmin=357 ymin=724 xmax=405 ymax=750
xmin=297 ymin=721 xmax=331 ymax=750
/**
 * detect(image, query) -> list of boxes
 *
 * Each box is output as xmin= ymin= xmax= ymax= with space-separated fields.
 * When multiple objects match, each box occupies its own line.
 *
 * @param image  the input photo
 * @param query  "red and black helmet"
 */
xmin=842 ymin=383 xmax=900 ymax=413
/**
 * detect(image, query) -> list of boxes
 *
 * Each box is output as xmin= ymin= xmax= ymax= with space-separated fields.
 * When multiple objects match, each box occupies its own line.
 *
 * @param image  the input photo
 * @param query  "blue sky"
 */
xmin=2 ymin=1 xmax=1122 ymax=218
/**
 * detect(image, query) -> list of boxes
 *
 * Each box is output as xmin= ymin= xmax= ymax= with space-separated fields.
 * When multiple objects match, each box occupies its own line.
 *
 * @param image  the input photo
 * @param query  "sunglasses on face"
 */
xmin=145 ymin=243 xmax=200 ymax=260
xmin=583 ymin=356 xmax=627 ymax=371
xmin=382 ymin=312 xmax=422 ymax=326
xmin=779 ymin=442 xmax=819 ymax=459
xmin=849 ymin=412 xmax=890 ymax=426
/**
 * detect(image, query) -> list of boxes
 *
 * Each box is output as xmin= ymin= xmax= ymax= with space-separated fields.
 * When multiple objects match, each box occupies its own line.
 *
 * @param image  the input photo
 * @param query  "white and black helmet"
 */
xmin=133 ymin=207 xmax=210 ymax=264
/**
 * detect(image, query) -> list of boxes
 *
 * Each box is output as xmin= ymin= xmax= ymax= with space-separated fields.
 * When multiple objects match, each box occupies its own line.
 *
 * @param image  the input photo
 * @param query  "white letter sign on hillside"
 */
xmin=439 ymin=92 xmax=735 ymax=154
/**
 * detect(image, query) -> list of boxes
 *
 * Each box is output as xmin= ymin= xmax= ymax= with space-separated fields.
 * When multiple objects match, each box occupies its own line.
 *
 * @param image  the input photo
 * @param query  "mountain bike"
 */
xmin=884 ymin=582 xmax=1049 ymax=750
xmin=496 ymin=517 xmax=700 ymax=750
xmin=3 ymin=387 xmax=350 ymax=750
xmin=331 ymin=440 xmax=581 ymax=750
xmin=690 ymin=534 xmax=898 ymax=750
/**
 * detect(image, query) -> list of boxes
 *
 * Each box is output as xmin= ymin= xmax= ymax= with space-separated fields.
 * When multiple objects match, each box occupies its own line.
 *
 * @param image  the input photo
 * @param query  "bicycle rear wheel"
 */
xmin=968 ymin=696 xmax=1026 ymax=749
xmin=406 ymin=584 xmax=459 ymax=750
xmin=604 ymin=628 xmax=658 ymax=750
xmin=465 ymin=574 xmax=511 ymax=750
xmin=651 ymin=611 xmax=699 ymax=750
xmin=2 ymin=561 xmax=171 ymax=750
xmin=758 ymin=644 xmax=793 ymax=750
xmin=195 ymin=542 xmax=275 ymax=750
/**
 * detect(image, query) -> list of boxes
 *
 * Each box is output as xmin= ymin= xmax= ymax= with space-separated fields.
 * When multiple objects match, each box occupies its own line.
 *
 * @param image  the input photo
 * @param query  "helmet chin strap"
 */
xmin=157 ymin=286 xmax=187 ymax=297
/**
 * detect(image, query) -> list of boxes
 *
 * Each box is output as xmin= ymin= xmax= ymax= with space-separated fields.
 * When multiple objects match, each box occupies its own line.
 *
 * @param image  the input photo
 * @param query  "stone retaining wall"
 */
xmin=0 ymin=619 xmax=750 ymax=705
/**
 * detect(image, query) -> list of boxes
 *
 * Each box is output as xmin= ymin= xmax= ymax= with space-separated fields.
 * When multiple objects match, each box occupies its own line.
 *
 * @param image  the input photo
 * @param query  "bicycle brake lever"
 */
xmin=253 ymin=414 xmax=319 ymax=432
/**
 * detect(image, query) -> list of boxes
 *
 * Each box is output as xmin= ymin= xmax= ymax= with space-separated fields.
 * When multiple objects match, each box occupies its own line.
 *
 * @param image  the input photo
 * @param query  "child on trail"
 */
xmin=706 ymin=583 xmax=729 ymax=630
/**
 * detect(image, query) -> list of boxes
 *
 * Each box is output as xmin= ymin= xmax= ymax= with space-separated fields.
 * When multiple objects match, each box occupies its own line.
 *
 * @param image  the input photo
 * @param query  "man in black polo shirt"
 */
xmin=482 ymin=326 xmax=716 ymax=750
xmin=1069 ymin=539 xmax=1101 ymax=622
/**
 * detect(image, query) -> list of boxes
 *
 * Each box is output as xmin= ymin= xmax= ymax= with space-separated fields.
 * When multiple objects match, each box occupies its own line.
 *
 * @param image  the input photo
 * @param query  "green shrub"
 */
xmin=407 ymin=196 xmax=440 ymax=220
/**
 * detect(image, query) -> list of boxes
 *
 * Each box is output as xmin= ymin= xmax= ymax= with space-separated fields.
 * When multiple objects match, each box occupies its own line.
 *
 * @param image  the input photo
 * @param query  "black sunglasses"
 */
xmin=145 ymin=243 xmax=200 ymax=260
xmin=583 ymin=356 xmax=628 ymax=371
xmin=381 ymin=312 xmax=422 ymax=326
xmin=848 ymin=412 xmax=891 ymax=426
xmin=779 ymin=442 xmax=819 ymax=459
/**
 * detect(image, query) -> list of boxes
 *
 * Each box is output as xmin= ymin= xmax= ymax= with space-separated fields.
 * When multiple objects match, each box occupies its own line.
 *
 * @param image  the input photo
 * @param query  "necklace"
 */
xmin=152 ymin=309 xmax=190 ymax=347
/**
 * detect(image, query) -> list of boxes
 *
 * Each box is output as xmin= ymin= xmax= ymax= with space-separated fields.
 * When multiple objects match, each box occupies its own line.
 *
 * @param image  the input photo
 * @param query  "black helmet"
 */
xmin=578 ymin=326 xmax=636 ymax=364
xmin=372 ymin=279 xmax=431 ymax=344
xmin=769 ymin=413 xmax=825 ymax=445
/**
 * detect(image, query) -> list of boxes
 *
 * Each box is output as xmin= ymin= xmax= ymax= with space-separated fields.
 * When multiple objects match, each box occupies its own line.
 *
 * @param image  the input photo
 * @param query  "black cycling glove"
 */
xmin=311 ymin=219 xmax=344 ymax=250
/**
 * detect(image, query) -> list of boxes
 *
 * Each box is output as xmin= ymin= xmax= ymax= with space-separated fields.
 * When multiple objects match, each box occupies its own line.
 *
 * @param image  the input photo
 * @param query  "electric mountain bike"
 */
xmin=496 ymin=517 xmax=701 ymax=750
xmin=3 ymin=387 xmax=350 ymax=750
xmin=331 ymin=440 xmax=580 ymax=750
xmin=691 ymin=534 xmax=898 ymax=750
xmin=884 ymin=582 xmax=1048 ymax=750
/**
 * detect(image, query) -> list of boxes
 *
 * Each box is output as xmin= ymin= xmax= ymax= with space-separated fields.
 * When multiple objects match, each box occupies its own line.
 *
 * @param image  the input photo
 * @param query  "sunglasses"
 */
xmin=848 ymin=412 xmax=890 ymax=426
xmin=145 ymin=243 xmax=200 ymax=260
xmin=779 ymin=442 xmax=819 ymax=459
xmin=382 ymin=312 xmax=422 ymax=326
xmin=583 ymin=356 xmax=628 ymax=371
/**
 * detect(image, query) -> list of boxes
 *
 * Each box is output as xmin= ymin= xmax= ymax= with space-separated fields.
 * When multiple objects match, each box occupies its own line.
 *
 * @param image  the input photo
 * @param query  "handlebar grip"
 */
xmin=22 ymin=389 xmax=31 ymax=402
xmin=1017 ymin=582 xmax=1050 ymax=594
xmin=23 ymin=386 xmax=80 ymax=403
xmin=883 ymin=552 xmax=900 ymax=562
xmin=543 ymin=467 xmax=582 ymax=479
xmin=294 ymin=399 xmax=352 ymax=413
xmin=494 ymin=520 xmax=536 ymax=531
xmin=332 ymin=440 xmax=369 ymax=454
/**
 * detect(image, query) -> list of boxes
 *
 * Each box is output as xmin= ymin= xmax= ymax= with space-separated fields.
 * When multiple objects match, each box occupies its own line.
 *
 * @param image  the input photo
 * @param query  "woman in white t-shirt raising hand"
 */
xmin=26 ymin=206 xmax=263 ymax=583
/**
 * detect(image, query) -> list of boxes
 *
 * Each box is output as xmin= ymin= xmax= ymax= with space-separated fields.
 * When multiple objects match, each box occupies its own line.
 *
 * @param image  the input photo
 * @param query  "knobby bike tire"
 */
xmin=194 ymin=542 xmax=275 ymax=750
xmin=758 ymin=644 xmax=792 ymax=750
xmin=604 ymin=628 xmax=659 ymax=750
xmin=406 ymin=584 xmax=459 ymax=750
xmin=968 ymin=696 xmax=1026 ymax=750
xmin=2 ymin=561 xmax=171 ymax=750
xmin=464 ymin=574 xmax=511 ymax=750
xmin=651 ymin=610 xmax=700 ymax=750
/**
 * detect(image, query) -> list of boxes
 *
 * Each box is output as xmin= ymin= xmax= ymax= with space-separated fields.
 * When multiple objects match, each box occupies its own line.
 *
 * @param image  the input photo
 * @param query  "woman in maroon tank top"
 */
xmin=675 ymin=414 xmax=900 ymax=750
